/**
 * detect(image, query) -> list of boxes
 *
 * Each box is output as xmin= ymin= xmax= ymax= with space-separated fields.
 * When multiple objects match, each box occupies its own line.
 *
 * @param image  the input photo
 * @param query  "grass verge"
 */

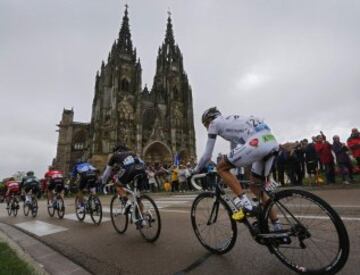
xmin=0 ymin=241 xmax=35 ymax=275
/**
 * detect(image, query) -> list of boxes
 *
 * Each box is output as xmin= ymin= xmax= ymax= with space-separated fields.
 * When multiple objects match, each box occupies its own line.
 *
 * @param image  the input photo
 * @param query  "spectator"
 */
xmin=171 ymin=165 xmax=179 ymax=192
xmin=206 ymin=161 xmax=217 ymax=190
xmin=347 ymin=128 xmax=360 ymax=168
xmin=303 ymin=138 xmax=318 ymax=184
xmin=146 ymin=166 xmax=158 ymax=192
xmin=314 ymin=132 xmax=335 ymax=184
xmin=178 ymin=165 xmax=187 ymax=192
xmin=332 ymin=135 xmax=354 ymax=184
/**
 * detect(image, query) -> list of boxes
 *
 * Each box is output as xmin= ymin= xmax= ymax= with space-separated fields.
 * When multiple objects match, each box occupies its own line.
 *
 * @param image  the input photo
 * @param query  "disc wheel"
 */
xmin=75 ymin=196 xmax=85 ymax=221
xmin=56 ymin=196 xmax=65 ymax=219
xmin=191 ymin=192 xmax=237 ymax=254
xmin=89 ymin=195 xmax=102 ymax=225
xmin=262 ymin=189 xmax=349 ymax=275
xmin=47 ymin=198 xmax=55 ymax=217
xmin=23 ymin=202 xmax=30 ymax=216
xmin=137 ymin=194 xmax=161 ymax=242
xmin=31 ymin=197 xmax=38 ymax=218
xmin=110 ymin=195 xmax=128 ymax=233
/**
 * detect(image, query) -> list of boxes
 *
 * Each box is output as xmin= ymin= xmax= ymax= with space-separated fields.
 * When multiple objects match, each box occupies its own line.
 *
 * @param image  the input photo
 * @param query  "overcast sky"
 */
xmin=1 ymin=0 xmax=359 ymax=178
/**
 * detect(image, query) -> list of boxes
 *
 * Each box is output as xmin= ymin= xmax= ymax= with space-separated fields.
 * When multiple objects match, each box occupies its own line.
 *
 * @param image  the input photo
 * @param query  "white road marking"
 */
xmin=159 ymin=209 xmax=189 ymax=214
xmin=63 ymin=213 xmax=110 ymax=224
xmin=279 ymin=214 xmax=360 ymax=221
xmin=15 ymin=220 xmax=68 ymax=236
xmin=286 ymin=204 xmax=360 ymax=209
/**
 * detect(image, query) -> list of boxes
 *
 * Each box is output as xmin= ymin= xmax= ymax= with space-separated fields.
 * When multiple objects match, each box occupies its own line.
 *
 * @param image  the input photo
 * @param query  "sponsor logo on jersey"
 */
xmin=261 ymin=134 xmax=276 ymax=143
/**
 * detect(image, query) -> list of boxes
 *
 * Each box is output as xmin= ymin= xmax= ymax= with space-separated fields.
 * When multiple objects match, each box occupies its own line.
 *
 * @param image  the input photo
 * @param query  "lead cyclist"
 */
xmin=194 ymin=107 xmax=281 ymax=230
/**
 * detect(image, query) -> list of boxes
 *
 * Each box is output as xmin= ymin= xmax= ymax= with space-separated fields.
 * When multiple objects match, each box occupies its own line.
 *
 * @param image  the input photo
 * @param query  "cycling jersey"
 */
xmin=196 ymin=115 xmax=278 ymax=177
xmin=45 ymin=170 xmax=65 ymax=192
xmin=102 ymin=151 xmax=145 ymax=186
xmin=71 ymin=162 xmax=97 ymax=190
xmin=5 ymin=181 xmax=20 ymax=194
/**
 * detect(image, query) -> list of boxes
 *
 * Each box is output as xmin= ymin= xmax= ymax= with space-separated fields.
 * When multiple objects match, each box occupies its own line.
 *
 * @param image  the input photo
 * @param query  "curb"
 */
xmin=0 ymin=223 xmax=91 ymax=275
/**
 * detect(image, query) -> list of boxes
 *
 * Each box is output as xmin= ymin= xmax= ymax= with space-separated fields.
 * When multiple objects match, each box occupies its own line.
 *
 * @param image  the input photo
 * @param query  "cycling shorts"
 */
xmin=118 ymin=163 xmax=146 ymax=189
xmin=48 ymin=178 xmax=65 ymax=193
xmin=79 ymin=171 xmax=97 ymax=191
xmin=226 ymin=130 xmax=279 ymax=177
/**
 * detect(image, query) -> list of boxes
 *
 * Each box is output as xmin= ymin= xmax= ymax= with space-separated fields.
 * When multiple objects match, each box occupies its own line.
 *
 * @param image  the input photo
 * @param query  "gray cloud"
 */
xmin=1 ymin=0 xmax=359 ymax=178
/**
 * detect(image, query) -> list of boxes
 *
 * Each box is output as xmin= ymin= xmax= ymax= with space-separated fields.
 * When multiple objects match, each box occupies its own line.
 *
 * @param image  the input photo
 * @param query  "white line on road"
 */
xmin=63 ymin=213 xmax=110 ymax=224
xmin=279 ymin=214 xmax=360 ymax=221
xmin=15 ymin=220 xmax=68 ymax=236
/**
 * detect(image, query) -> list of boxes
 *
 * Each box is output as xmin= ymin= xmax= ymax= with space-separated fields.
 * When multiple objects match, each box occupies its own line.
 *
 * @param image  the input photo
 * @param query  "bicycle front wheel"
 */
xmin=138 ymin=195 xmax=161 ymax=242
xmin=262 ymin=189 xmax=349 ymax=275
xmin=90 ymin=196 xmax=102 ymax=225
xmin=191 ymin=192 xmax=237 ymax=254
xmin=110 ymin=195 xmax=128 ymax=233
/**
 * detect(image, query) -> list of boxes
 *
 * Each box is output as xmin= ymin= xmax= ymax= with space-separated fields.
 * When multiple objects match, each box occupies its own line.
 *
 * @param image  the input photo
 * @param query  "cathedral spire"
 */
xmin=165 ymin=10 xmax=175 ymax=47
xmin=118 ymin=4 xmax=133 ymax=55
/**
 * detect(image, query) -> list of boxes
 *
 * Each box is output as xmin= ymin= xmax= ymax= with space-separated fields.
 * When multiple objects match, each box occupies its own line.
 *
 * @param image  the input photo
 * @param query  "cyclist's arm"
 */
xmin=195 ymin=135 xmax=217 ymax=173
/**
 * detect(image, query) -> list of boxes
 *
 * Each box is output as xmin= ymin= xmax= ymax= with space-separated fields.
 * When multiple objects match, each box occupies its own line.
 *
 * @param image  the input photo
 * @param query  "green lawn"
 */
xmin=0 ymin=242 xmax=35 ymax=275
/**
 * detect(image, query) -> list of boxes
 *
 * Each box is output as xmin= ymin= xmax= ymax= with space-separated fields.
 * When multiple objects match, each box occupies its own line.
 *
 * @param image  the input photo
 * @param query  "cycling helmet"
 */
xmin=26 ymin=171 xmax=34 ymax=176
xmin=112 ymin=143 xmax=130 ymax=153
xmin=201 ymin=107 xmax=221 ymax=126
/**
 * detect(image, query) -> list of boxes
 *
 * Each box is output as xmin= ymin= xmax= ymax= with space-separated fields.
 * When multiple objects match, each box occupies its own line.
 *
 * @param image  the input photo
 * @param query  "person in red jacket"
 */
xmin=347 ymin=128 xmax=360 ymax=168
xmin=314 ymin=132 xmax=335 ymax=184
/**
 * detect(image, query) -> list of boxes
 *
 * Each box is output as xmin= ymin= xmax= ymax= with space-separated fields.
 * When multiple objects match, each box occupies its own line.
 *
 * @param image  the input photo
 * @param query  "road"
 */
xmin=0 ymin=188 xmax=359 ymax=275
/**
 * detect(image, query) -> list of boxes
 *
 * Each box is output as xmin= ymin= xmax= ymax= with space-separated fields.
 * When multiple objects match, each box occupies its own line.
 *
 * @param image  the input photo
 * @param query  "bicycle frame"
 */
xmin=114 ymin=176 xmax=145 ymax=224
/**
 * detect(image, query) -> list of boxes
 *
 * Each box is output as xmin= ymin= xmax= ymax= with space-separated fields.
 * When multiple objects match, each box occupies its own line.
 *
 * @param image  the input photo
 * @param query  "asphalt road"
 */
xmin=0 ymin=188 xmax=359 ymax=275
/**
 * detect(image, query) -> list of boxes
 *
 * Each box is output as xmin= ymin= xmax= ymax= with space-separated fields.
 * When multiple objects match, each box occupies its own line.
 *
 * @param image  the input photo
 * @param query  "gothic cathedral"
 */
xmin=54 ymin=7 xmax=196 ymax=174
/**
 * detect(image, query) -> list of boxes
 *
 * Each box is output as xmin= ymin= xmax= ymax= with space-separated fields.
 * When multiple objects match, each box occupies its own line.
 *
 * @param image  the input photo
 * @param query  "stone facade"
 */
xmin=54 ymin=7 xmax=196 ymax=174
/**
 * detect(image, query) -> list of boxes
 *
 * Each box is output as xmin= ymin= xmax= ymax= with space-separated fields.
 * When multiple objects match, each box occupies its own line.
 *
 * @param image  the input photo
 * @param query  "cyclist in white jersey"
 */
xmin=195 ymin=107 xmax=280 ymax=224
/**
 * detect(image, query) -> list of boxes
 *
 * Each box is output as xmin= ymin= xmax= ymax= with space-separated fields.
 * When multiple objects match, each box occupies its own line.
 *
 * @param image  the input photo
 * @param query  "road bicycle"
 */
xmin=23 ymin=190 xmax=38 ymax=218
xmin=110 ymin=174 xmax=161 ymax=242
xmin=190 ymin=170 xmax=350 ymax=275
xmin=6 ymin=193 xmax=19 ymax=217
xmin=75 ymin=187 xmax=102 ymax=225
xmin=47 ymin=183 xmax=65 ymax=219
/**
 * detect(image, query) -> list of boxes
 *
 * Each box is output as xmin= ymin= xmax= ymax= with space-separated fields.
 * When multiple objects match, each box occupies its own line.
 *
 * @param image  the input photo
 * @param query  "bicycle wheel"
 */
xmin=47 ymin=198 xmax=55 ymax=217
xmin=23 ymin=202 xmax=30 ymax=216
xmin=75 ymin=196 xmax=85 ymax=221
xmin=31 ymin=198 xmax=38 ymax=218
xmin=57 ymin=196 xmax=65 ymax=219
xmin=191 ymin=192 xmax=237 ymax=254
xmin=12 ymin=199 xmax=19 ymax=217
xmin=110 ymin=194 xmax=128 ymax=233
xmin=138 ymin=194 xmax=161 ymax=242
xmin=90 ymin=195 xmax=102 ymax=225
xmin=262 ymin=189 xmax=349 ymax=275
xmin=7 ymin=201 xmax=12 ymax=216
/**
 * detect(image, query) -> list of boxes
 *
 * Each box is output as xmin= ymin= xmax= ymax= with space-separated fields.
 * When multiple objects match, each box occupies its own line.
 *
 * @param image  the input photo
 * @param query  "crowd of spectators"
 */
xmin=272 ymin=128 xmax=360 ymax=185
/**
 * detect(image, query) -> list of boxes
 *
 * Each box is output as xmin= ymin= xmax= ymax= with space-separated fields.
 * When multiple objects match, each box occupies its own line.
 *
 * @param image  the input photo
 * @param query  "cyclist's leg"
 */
xmin=47 ymin=182 xmax=54 ymax=204
xmin=250 ymin=159 xmax=278 ymax=222
xmin=217 ymin=158 xmax=243 ymax=196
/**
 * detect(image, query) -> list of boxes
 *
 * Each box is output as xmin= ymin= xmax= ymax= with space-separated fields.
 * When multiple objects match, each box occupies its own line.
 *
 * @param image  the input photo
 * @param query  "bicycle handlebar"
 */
xmin=190 ymin=173 xmax=207 ymax=191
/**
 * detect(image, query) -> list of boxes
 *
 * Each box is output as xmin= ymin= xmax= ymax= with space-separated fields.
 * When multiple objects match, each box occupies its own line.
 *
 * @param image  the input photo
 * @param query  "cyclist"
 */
xmin=194 ymin=107 xmax=281 ymax=228
xmin=44 ymin=166 xmax=65 ymax=208
xmin=102 ymin=144 xmax=146 ymax=209
xmin=21 ymin=171 xmax=40 ymax=205
xmin=4 ymin=177 xmax=20 ymax=210
xmin=71 ymin=159 xmax=98 ymax=213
